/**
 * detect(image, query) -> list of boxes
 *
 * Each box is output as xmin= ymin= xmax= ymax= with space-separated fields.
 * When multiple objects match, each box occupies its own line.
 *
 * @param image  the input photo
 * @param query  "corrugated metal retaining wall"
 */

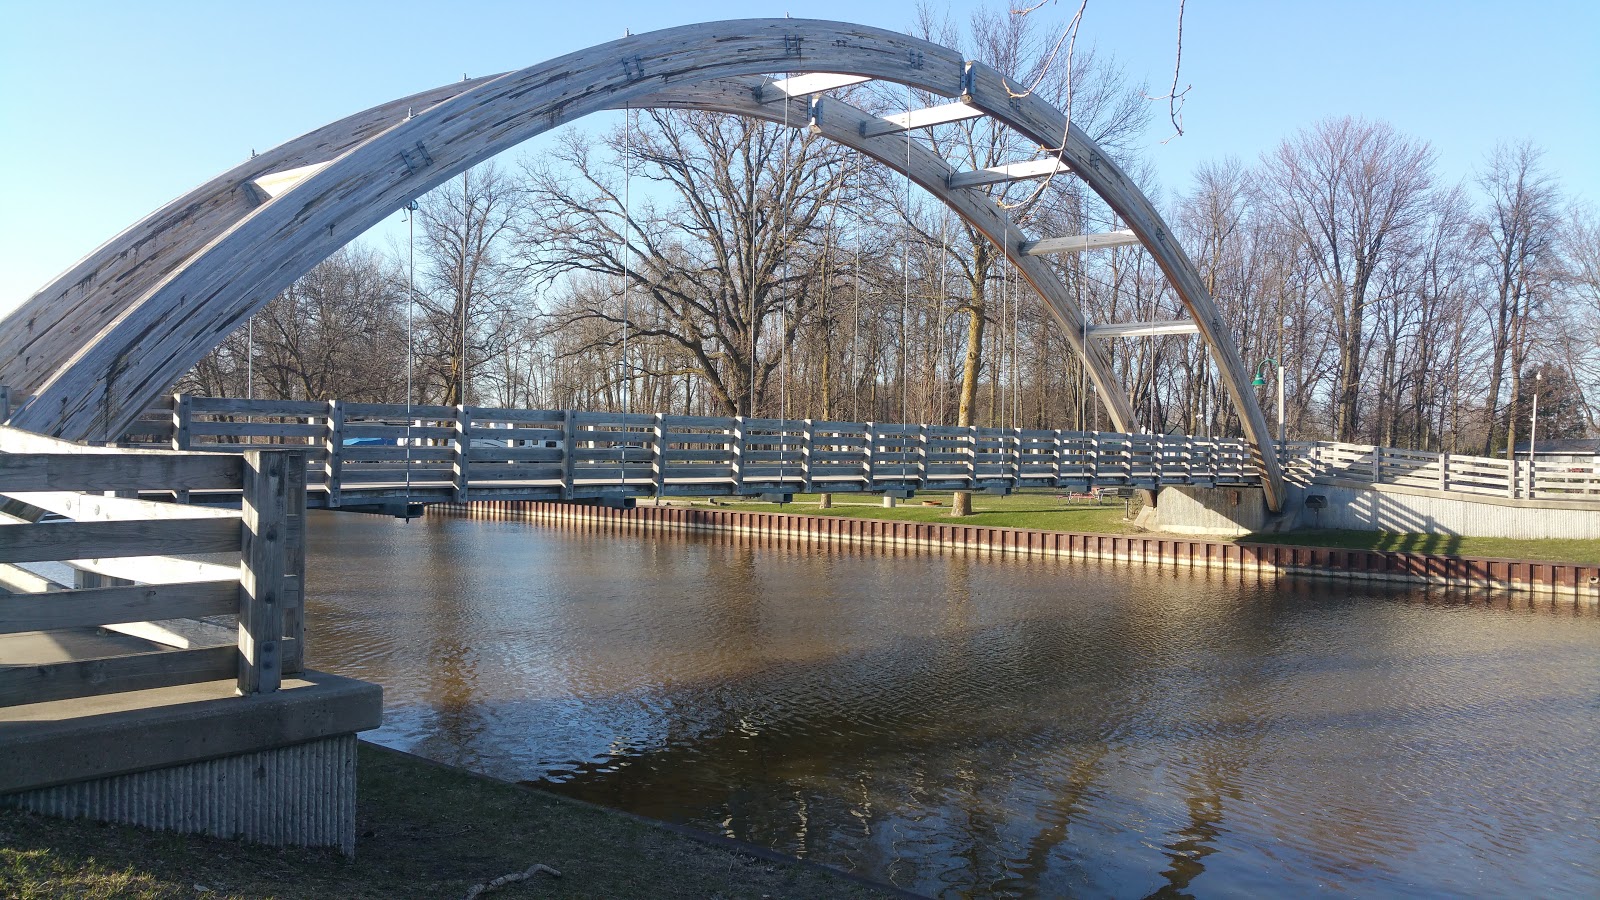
xmin=435 ymin=501 xmax=1600 ymax=603
xmin=1 ymin=735 xmax=358 ymax=855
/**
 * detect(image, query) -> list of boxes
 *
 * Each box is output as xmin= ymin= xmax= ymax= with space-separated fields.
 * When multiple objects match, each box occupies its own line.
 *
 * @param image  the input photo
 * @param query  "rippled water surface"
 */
xmin=305 ymin=511 xmax=1600 ymax=898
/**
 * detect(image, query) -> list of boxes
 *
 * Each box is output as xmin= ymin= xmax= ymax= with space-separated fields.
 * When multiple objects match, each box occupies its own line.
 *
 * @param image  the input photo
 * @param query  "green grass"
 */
xmin=0 ymin=742 xmax=893 ymax=900
xmin=697 ymin=489 xmax=1142 ymax=533
xmin=1239 ymin=529 xmax=1600 ymax=565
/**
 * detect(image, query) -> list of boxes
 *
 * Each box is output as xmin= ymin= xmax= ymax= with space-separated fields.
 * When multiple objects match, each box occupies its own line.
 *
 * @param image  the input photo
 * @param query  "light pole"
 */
xmin=1252 ymin=358 xmax=1285 ymax=455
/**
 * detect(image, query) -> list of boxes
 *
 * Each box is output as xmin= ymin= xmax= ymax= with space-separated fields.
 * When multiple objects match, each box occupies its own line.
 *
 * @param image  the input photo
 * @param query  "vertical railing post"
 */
xmin=239 ymin=450 xmax=289 ymax=695
xmin=453 ymin=404 xmax=472 ymax=502
xmin=1051 ymin=429 xmax=1064 ymax=487
xmin=282 ymin=450 xmax=306 ymax=675
xmin=966 ymin=424 xmax=976 ymax=490
xmin=802 ymin=418 xmax=816 ymax=493
xmin=1009 ymin=427 xmax=1020 ymax=487
xmin=916 ymin=423 xmax=928 ymax=486
xmin=864 ymin=421 xmax=877 ymax=491
xmin=652 ymin=413 xmax=667 ymax=499
xmin=1439 ymin=451 xmax=1450 ymax=492
xmin=730 ymin=416 xmax=746 ymax=496
xmin=1371 ymin=446 xmax=1382 ymax=484
xmin=1507 ymin=458 xmax=1518 ymax=499
xmin=171 ymin=393 xmax=193 ymax=504
xmin=171 ymin=393 xmax=192 ymax=451
xmin=323 ymin=399 xmax=344 ymax=508
xmin=561 ymin=410 xmax=578 ymax=499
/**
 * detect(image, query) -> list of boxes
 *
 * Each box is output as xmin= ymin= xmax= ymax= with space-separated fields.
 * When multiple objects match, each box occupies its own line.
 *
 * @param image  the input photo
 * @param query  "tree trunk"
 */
xmin=952 ymin=274 xmax=987 ymax=518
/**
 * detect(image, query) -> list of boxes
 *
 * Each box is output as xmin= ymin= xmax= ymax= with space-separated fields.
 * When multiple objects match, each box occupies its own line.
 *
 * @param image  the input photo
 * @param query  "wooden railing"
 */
xmin=1283 ymin=440 xmax=1600 ymax=502
xmin=111 ymin=395 xmax=1600 ymax=508
xmin=0 ymin=426 xmax=304 ymax=707
xmin=121 ymin=395 xmax=1262 ymax=505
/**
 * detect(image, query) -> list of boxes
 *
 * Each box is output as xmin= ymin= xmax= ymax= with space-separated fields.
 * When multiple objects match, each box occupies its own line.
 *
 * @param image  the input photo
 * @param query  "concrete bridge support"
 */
xmin=1 ymin=672 xmax=381 ymax=855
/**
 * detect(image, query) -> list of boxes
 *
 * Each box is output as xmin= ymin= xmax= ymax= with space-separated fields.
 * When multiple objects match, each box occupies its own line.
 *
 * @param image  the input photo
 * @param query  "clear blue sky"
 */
xmin=2 ymin=0 xmax=1596 ymax=317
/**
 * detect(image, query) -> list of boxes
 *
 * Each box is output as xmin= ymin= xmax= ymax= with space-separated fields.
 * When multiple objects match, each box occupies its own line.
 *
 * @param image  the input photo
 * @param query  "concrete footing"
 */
xmin=0 ymin=670 xmax=382 ymax=855
xmin=1151 ymin=480 xmax=1600 ymax=541
xmin=3 ymin=734 xmax=360 ymax=855
xmin=1151 ymin=485 xmax=1273 ymax=535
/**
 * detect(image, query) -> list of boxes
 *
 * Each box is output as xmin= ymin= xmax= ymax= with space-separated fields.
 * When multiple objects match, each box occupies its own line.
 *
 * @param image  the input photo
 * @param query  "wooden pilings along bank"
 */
xmin=434 ymin=500 xmax=1600 ymax=604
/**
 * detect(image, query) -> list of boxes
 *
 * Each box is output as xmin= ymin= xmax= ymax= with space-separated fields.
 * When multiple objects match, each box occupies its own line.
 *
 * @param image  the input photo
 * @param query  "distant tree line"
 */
xmin=182 ymin=8 xmax=1599 ymax=459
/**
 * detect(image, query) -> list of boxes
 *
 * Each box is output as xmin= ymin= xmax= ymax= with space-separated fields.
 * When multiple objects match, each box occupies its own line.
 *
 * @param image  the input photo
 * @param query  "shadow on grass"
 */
xmin=1240 ymin=529 xmax=1599 ymax=565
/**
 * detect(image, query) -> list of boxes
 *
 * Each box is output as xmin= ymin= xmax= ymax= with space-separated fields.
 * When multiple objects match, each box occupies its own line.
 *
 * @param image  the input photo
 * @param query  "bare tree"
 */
xmin=177 ymin=247 xmax=406 ymax=402
xmin=1263 ymin=117 xmax=1435 ymax=442
xmin=1475 ymin=141 xmax=1563 ymax=456
xmin=412 ymin=162 xmax=532 ymax=407
xmin=520 ymin=109 xmax=863 ymax=416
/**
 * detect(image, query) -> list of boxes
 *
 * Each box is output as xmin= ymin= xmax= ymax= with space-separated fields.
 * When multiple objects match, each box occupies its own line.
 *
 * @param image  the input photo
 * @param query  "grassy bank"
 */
xmin=1 ymin=742 xmax=895 ymax=900
xmin=698 ymin=490 xmax=1141 ymax=533
xmin=1240 ymin=529 xmax=1600 ymax=566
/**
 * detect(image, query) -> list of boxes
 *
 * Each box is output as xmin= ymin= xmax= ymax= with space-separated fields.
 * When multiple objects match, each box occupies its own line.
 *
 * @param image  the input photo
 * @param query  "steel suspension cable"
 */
xmin=620 ymin=104 xmax=633 ymax=488
xmin=902 ymin=84 xmax=912 ymax=424
xmin=405 ymin=200 xmax=416 ymax=510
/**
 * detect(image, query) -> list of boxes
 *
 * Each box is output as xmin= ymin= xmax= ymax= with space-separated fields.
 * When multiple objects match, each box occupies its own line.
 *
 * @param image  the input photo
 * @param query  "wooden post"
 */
xmin=561 ymin=410 xmax=578 ymax=499
xmin=1371 ymin=446 xmax=1381 ymax=483
xmin=1507 ymin=459 xmax=1518 ymax=499
xmin=1439 ymin=452 xmax=1450 ymax=492
xmin=1051 ymin=429 xmax=1064 ymax=487
xmin=323 ymin=399 xmax=344 ymax=508
xmin=652 ymin=413 xmax=666 ymax=499
xmin=452 ymin=404 xmax=471 ymax=502
xmin=864 ymin=422 xmax=876 ymax=491
xmin=238 ymin=450 xmax=289 ymax=695
xmin=966 ymin=424 xmax=977 ymax=489
xmin=171 ymin=393 xmax=192 ymax=451
xmin=916 ymin=423 xmax=928 ymax=486
xmin=801 ymin=418 xmax=815 ymax=493
xmin=282 ymin=451 xmax=306 ymax=675
xmin=730 ymin=416 xmax=745 ymax=495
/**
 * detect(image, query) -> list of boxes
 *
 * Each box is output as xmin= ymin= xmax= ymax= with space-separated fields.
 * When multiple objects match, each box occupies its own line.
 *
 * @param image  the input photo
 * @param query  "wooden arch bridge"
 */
xmin=0 ymin=18 xmax=1287 ymax=511
xmin=4 ymin=21 xmax=1600 ymax=850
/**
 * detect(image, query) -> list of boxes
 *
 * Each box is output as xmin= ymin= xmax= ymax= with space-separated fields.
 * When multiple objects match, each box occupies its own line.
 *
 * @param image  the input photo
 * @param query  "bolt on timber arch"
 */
xmin=0 ymin=19 xmax=1285 ymax=511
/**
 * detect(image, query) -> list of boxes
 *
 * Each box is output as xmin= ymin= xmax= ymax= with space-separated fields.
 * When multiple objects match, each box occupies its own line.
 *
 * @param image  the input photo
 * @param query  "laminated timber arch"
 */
xmin=0 ymin=18 xmax=1285 ymax=511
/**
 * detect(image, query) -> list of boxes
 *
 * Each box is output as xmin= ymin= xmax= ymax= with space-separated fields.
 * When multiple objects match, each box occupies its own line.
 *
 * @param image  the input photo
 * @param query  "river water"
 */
xmin=304 ymin=510 xmax=1600 ymax=898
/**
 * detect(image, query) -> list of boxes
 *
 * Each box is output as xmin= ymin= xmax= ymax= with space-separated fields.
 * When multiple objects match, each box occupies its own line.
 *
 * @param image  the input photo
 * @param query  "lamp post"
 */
xmin=1252 ymin=358 xmax=1285 ymax=456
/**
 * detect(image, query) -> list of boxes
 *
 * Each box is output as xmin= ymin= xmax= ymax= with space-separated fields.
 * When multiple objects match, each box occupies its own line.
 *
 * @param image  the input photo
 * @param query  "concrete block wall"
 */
xmin=1288 ymin=482 xmax=1600 ymax=540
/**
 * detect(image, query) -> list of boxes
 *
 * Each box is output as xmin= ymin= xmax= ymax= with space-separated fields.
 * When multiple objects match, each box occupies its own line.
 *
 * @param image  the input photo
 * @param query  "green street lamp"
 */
xmin=1253 ymin=357 xmax=1286 ymax=452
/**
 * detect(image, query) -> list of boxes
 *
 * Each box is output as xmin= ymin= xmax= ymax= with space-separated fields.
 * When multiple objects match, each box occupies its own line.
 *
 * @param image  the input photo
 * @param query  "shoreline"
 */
xmin=1 ymin=739 xmax=908 ymax=899
xmin=432 ymin=500 xmax=1600 ymax=603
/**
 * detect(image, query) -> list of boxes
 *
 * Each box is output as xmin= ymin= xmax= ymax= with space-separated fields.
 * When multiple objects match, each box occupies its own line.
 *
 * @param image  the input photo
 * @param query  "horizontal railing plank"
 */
xmin=190 ymin=396 xmax=327 ymax=416
xmin=0 ymin=453 xmax=244 ymax=492
xmin=0 ymin=580 xmax=238 ymax=634
xmin=0 ymin=645 xmax=239 ymax=707
xmin=0 ymin=517 xmax=241 ymax=564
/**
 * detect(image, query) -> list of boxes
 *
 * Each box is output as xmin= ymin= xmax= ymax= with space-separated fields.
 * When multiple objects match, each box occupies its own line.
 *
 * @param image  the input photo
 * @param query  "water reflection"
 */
xmin=305 ymin=511 xmax=1600 ymax=898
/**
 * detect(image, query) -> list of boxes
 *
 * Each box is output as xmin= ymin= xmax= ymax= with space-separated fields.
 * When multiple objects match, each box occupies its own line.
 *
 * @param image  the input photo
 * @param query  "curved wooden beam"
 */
xmin=953 ymin=62 xmax=1287 ymax=511
xmin=2 ymin=18 xmax=1283 ymax=510
xmin=9 ymin=20 xmax=964 ymax=443
xmin=0 ymin=76 xmax=502 ymax=398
